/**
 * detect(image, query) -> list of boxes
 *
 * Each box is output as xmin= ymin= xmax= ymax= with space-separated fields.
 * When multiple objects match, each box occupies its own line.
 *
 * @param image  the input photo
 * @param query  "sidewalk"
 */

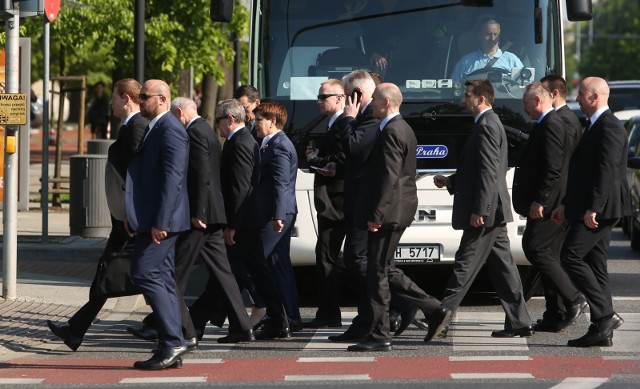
xmin=0 ymin=125 xmax=146 ymax=361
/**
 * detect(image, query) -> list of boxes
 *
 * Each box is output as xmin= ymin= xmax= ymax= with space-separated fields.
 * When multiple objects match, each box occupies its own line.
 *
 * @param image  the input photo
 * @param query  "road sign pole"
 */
xmin=2 ymin=3 xmax=20 ymax=300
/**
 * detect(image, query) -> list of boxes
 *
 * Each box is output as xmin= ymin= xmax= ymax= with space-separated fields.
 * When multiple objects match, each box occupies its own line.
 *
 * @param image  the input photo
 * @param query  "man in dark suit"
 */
xmin=348 ymin=83 xmax=442 ymax=352
xmin=253 ymin=102 xmax=301 ymax=337
xmin=429 ymin=79 xmax=532 ymax=342
xmin=304 ymin=79 xmax=347 ymax=328
xmin=551 ymin=77 xmax=630 ymax=347
xmin=203 ymin=98 xmax=291 ymax=339
xmin=234 ymin=84 xmax=261 ymax=141
xmin=47 ymin=78 xmax=147 ymax=351
xmin=171 ymin=97 xmax=253 ymax=344
xmin=125 ymin=79 xmax=190 ymax=370
xmin=512 ymin=82 xmax=586 ymax=333
xmin=541 ymin=75 xmax=584 ymax=140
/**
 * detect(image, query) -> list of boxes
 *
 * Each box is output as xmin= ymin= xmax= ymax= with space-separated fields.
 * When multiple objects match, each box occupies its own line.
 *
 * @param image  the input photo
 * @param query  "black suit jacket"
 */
xmin=334 ymin=104 xmax=381 ymax=216
xmin=564 ymin=109 xmax=631 ymax=220
xmin=449 ymin=109 xmax=513 ymax=230
xmin=512 ymin=110 xmax=578 ymax=217
xmin=361 ymin=115 xmax=418 ymax=229
xmin=186 ymin=117 xmax=226 ymax=226
xmin=556 ymin=104 xmax=584 ymax=140
xmin=309 ymin=113 xmax=346 ymax=221
xmin=106 ymin=112 xmax=147 ymax=220
xmin=221 ymin=127 xmax=264 ymax=230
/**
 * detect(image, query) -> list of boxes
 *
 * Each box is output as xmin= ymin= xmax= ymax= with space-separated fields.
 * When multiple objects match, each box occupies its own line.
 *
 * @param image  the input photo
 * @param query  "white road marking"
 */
xmin=297 ymin=357 xmax=375 ymax=363
xmin=451 ymin=373 xmax=534 ymax=379
xmin=284 ymin=374 xmax=370 ymax=381
xmin=549 ymin=377 xmax=609 ymax=388
xmin=120 ymin=377 xmax=207 ymax=384
xmin=451 ymin=312 xmax=529 ymax=352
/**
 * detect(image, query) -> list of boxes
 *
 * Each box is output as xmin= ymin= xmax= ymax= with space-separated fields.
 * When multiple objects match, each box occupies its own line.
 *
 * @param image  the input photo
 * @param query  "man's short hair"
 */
xmin=233 ymin=84 xmax=260 ymax=102
xmin=524 ymin=82 xmax=552 ymax=101
xmin=113 ymin=79 xmax=142 ymax=104
xmin=465 ymin=79 xmax=495 ymax=105
xmin=320 ymin=79 xmax=344 ymax=91
xmin=217 ymin=99 xmax=246 ymax=123
xmin=540 ymin=75 xmax=569 ymax=98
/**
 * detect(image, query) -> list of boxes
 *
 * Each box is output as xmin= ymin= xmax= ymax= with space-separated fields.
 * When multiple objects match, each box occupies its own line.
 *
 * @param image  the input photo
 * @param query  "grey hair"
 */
xmin=342 ymin=69 xmax=376 ymax=94
xmin=171 ymin=96 xmax=197 ymax=112
xmin=217 ymin=98 xmax=247 ymax=123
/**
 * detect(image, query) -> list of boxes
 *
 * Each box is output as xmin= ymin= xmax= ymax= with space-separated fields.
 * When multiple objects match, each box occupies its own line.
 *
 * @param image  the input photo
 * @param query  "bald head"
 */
xmin=140 ymin=79 xmax=171 ymax=119
xmin=577 ymin=77 xmax=610 ymax=116
xmin=371 ymin=82 xmax=403 ymax=119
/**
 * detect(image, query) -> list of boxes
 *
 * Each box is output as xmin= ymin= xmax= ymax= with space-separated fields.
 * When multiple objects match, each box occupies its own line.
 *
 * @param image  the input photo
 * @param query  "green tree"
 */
xmin=577 ymin=0 xmax=640 ymax=80
xmin=19 ymin=0 xmax=248 ymax=118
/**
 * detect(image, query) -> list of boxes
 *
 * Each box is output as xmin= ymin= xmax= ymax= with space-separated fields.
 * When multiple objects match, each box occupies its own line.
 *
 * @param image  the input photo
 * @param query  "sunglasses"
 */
xmin=317 ymin=94 xmax=343 ymax=100
xmin=139 ymin=93 xmax=164 ymax=101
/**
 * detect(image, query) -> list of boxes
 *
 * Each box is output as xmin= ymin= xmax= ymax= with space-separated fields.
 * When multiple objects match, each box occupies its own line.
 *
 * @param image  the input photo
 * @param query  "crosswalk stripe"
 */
xmin=451 ymin=312 xmax=529 ymax=352
xmin=303 ymin=311 xmax=357 ymax=351
xmin=0 ymin=379 xmax=44 ymax=384
xmin=549 ymin=377 xmax=609 ymax=388
xmin=119 ymin=377 xmax=207 ymax=384
xmin=451 ymin=373 xmax=534 ymax=379
xmin=284 ymin=374 xmax=370 ymax=381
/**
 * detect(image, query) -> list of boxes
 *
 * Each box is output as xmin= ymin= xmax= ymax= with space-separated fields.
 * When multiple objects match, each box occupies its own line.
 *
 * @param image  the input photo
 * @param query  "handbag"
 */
xmin=89 ymin=240 xmax=140 ymax=299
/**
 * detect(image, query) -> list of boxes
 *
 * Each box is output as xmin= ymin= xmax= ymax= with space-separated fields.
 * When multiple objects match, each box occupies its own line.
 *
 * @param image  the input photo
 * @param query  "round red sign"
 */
xmin=44 ymin=0 xmax=61 ymax=22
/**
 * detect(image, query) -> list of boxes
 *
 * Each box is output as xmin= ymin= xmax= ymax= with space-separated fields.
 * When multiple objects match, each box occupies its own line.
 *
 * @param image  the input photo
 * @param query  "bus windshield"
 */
xmin=252 ymin=0 xmax=563 ymax=169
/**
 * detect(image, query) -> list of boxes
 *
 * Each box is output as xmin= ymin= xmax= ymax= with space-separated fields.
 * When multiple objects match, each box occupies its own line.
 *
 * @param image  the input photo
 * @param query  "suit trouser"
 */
xmin=441 ymin=225 xmax=531 ymax=330
xmin=342 ymin=221 xmax=373 ymax=335
xmin=131 ymin=232 xmax=183 ymax=347
xmin=225 ymin=227 xmax=289 ymax=329
xmin=261 ymin=214 xmax=301 ymax=322
xmin=523 ymin=217 xmax=582 ymax=321
xmin=68 ymin=217 xmax=131 ymax=337
xmin=560 ymin=219 xmax=616 ymax=322
xmin=314 ymin=215 xmax=347 ymax=321
xmin=367 ymin=228 xmax=441 ymax=343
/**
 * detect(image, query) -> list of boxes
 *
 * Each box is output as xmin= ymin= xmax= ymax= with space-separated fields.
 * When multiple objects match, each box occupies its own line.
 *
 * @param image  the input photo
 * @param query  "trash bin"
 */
xmin=87 ymin=139 xmax=115 ymax=155
xmin=69 ymin=154 xmax=110 ymax=238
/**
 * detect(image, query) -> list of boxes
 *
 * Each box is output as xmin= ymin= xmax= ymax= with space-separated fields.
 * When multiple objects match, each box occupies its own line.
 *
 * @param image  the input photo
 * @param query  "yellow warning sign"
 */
xmin=0 ymin=93 xmax=27 ymax=125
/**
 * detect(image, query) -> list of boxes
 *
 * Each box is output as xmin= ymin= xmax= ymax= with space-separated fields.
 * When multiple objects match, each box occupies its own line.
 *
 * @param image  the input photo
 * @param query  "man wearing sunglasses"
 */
xmin=125 ymin=79 xmax=191 ymax=370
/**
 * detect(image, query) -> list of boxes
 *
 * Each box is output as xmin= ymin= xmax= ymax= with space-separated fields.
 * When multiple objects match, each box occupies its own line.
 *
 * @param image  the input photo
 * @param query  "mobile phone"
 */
xmin=353 ymin=90 xmax=362 ymax=104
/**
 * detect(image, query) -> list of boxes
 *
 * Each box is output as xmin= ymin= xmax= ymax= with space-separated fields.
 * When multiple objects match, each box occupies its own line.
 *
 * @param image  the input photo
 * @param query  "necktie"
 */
xmin=141 ymin=125 xmax=151 ymax=142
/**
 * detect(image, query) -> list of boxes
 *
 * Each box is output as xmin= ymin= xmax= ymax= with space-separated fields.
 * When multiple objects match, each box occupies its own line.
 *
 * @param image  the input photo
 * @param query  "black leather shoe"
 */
xmin=411 ymin=318 xmax=429 ymax=332
xmin=533 ymin=319 xmax=563 ymax=333
xmin=252 ymin=315 xmax=268 ymax=331
xmin=127 ymin=324 xmax=158 ymax=341
xmin=255 ymin=324 xmax=291 ymax=340
xmin=491 ymin=325 xmax=534 ymax=338
xmin=217 ymin=329 xmax=255 ymax=344
xmin=347 ymin=339 xmax=392 ymax=352
xmin=328 ymin=330 xmax=366 ymax=343
xmin=562 ymin=295 xmax=588 ymax=327
xmin=133 ymin=344 xmax=189 ymax=370
xmin=389 ymin=318 xmax=400 ymax=333
xmin=611 ymin=312 xmax=625 ymax=330
xmin=185 ymin=337 xmax=198 ymax=351
xmin=47 ymin=320 xmax=82 ymax=352
xmin=194 ymin=327 xmax=205 ymax=342
xmin=424 ymin=306 xmax=451 ymax=342
xmin=290 ymin=319 xmax=304 ymax=332
xmin=394 ymin=305 xmax=418 ymax=337
xmin=303 ymin=318 xmax=342 ymax=328
xmin=568 ymin=324 xmax=613 ymax=347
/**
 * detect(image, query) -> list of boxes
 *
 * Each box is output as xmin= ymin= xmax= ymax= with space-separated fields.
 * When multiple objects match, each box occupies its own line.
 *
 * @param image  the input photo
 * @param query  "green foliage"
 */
xmin=576 ymin=0 xmax=640 ymax=81
xmin=14 ymin=0 xmax=248 ymax=90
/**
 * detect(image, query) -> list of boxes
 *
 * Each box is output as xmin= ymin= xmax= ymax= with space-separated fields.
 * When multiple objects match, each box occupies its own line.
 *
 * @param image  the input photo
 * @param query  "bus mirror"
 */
xmin=566 ymin=0 xmax=593 ymax=22
xmin=210 ymin=0 xmax=234 ymax=23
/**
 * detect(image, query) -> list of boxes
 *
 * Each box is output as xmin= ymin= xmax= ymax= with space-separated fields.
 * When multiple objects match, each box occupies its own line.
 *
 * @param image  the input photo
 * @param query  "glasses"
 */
xmin=317 ymin=94 xmax=343 ymax=100
xmin=139 ymin=93 xmax=164 ymax=101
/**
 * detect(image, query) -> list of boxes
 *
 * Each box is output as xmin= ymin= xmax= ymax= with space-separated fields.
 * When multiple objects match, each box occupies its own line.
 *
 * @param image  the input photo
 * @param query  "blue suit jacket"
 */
xmin=125 ymin=112 xmax=191 ymax=233
xmin=256 ymin=131 xmax=298 ymax=221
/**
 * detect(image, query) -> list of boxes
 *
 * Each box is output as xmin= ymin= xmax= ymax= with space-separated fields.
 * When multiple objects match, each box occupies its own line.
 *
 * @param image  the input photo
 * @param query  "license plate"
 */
xmin=394 ymin=245 xmax=440 ymax=263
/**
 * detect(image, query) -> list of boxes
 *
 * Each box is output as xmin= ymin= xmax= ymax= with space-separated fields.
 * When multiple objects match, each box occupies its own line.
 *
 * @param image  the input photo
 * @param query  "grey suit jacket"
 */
xmin=448 ymin=109 xmax=513 ymax=230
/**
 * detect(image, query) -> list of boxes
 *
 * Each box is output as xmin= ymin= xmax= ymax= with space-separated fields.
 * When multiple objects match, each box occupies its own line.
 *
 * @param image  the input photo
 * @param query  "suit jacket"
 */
xmin=512 ymin=109 xmax=578 ymax=217
xmin=256 ymin=131 xmax=298 ymax=221
xmin=308 ymin=113 xmax=346 ymax=221
xmin=186 ymin=117 xmax=226 ymax=226
xmin=563 ymin=109 xmax=631 ymax=220
xmin=220 ymin=127 xmax=264 ymax=229
xmin=449 ymin=109 xmax=513 ymax=230
xmin=106 ymin=112 xmax=147 ymax=221
xmin=361 ymin=115 xmax=418 ymax=229
xmin=125 ymin=112 xmax=191 ymax=233
xmin=556 ymin=104 xmax=584 ymax=140
xmin=334 ymin=104 xmax=381 ymax=216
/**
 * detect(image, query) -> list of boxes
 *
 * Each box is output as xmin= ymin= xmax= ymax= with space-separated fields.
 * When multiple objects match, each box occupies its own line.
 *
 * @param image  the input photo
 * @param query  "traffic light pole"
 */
xmin=2 ymin=3 xmax=20 ymax=299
